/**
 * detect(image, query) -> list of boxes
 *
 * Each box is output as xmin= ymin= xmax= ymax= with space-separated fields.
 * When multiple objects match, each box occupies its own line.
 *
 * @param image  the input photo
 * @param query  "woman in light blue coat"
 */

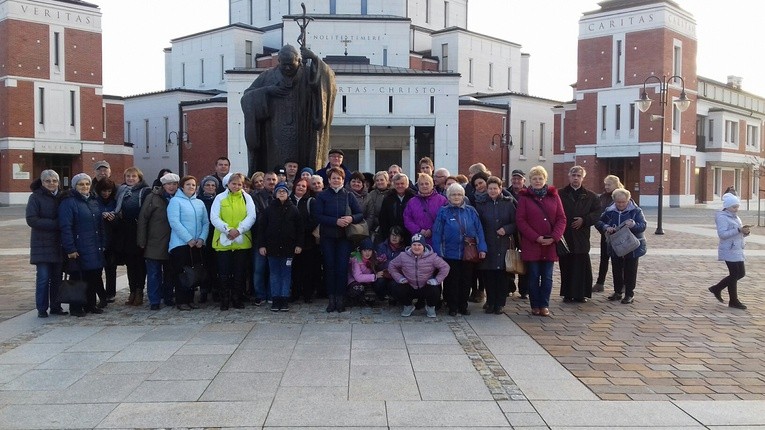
xmin=168 ymin=176 xmax=209 ymax=309
xmin=709 ymin=193 xmax=750 ymax=309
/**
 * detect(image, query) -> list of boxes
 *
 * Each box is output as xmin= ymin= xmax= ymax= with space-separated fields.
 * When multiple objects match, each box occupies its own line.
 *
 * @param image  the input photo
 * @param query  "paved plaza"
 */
xmin=1 ymin=205 xmax=765 ymax=428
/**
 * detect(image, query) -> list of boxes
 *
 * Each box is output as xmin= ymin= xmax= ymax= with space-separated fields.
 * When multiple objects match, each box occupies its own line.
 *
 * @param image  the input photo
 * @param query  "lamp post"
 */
xmin=636 ymin=75 xmax=691 ymax=235
xmin=490 ymin=133 xmax=513 ymax=184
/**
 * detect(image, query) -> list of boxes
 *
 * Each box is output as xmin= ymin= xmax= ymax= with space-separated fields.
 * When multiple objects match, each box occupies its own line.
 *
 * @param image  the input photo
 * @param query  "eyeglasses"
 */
xmin=43 ymin=179 xmax=59 ymax=183
xmin=329 ymin=154 xmax=343 ymax=159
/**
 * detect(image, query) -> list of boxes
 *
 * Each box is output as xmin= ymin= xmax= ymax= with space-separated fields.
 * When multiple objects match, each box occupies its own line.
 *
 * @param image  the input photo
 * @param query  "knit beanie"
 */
xmin=301 ymin=167 xmax=314 ymax=176
xmin=723 ymin=193 xmax=740 ymax=209
xmin=71 ymin=173 xmax=91 ymax=187
xmin=201 ymin=175 xmax=220 ymax=189
xmin=358 ymin=237 xmax=374 ymax=251
xmin=411 ymin=233 xmax=426 ymax=246
xmin=274 ymin=182 xmax=290 ymax=196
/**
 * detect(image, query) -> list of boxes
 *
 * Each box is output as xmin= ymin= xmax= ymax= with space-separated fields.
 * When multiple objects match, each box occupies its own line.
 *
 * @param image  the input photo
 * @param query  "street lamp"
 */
xmin=167 ymin=131 xmax=190 ymax=152
xmin=636 ymin=75 xmax=691 ymax=235
xmin=490 ymin=133 xmax=513 ymax=184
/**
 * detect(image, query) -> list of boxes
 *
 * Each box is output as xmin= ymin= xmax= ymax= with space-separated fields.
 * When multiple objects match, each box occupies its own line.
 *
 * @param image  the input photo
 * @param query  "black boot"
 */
xmin=708 ymin=285 xmax=724 ymax=303
xmin=326 ymin=295 xmax=336 ymax=313
xmin=220 ymin=277 xmax=230 ymax=311
xmin=728 ymin=285 xmax=747 ymax=309
xmin=335 ymin=295 xmax=346 ymax=313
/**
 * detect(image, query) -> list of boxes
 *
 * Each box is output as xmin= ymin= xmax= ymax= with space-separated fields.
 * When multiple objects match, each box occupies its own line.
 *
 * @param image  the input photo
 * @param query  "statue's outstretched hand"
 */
xmin=300 ymin=46 xmax=317 ymax=62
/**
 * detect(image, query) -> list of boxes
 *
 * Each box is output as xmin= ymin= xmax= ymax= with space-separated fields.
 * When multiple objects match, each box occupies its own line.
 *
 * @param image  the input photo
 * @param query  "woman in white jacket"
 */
xmin=210 ymin=173 xmax=256 ymax=310
xmin=709 ymin=193 xmax=750 ymax=309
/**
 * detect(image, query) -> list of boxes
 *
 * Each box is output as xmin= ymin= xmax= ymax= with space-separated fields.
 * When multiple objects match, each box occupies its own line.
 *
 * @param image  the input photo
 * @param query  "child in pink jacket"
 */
xmin=347 ymin=238 xmax=382 ymax=305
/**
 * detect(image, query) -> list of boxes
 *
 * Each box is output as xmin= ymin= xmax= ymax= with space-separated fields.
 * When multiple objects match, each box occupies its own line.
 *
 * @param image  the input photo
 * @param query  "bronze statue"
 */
xmin=240 ymin=5 xmax=336 ymax=175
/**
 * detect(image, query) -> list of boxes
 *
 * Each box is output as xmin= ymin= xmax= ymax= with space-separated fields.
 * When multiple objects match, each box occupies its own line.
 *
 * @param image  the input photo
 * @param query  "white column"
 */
xmin=409 ymin=125 xmax=416 ymax=179
xmin=364 ymin=124 xmax=371 ymax=172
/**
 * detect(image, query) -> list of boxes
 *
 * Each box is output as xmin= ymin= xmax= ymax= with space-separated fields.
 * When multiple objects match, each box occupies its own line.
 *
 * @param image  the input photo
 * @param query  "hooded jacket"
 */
xmin=403 ymin=191 xmax=448 ymax=246
xmin=516 ymin=186 xmax=567 ymax=262
xmin=26 ymin=179 xmax=63 ymax=264
xmin=168 ymin=188 xmax=209 ymax=252
xmin=715 ymin=209 xmax=745 ymax=262
xmin=210 ymin=188 xmax=257 ymax=251
xmin=432 ymin=198 xmax=487 ymax=260
xmin=387 ymin=245 xmax=450 ymax=289
xmin=58 ymin=189 xmax=105 ymax=271
xmin=137 ymin=187 xmax=173 ymax=260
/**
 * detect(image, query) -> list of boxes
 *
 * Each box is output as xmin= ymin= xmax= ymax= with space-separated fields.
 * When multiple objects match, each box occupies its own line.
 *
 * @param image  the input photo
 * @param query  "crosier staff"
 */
xmin=294 ymin=2 xmax=314 ymax=62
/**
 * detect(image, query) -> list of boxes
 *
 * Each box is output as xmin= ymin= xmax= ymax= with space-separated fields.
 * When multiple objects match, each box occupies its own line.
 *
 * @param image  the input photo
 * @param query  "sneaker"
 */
xmin=150 ymin=304 xmax=161 ymax=310
xmin=271 ymin=302 xmax=279 ymax=312
xmin=253 ymin=298 xmax=264 ymax=306
xmin=621 ymin=296 xmax=634 ymax=304
xmin=280 ymin=302 xmax=290 ymax=312
xmin=425 ymin=306 xmax=436 ymax=318
xmin=607 ymin=293 xmax=623 ymax=301
xmin=401 ymin=305 xmax=415 ymax=317
xmin=38 ymin=311 xmax=48 ymax=318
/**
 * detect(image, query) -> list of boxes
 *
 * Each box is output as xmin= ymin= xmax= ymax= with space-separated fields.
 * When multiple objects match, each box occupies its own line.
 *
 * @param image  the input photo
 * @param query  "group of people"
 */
xmin=26 ymin=150 xmax=748 ymax=320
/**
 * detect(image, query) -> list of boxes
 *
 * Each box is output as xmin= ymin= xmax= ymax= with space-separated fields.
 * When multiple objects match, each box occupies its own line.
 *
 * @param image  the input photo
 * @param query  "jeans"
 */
xmin=268 ymin=256 xmax=293 ymax=299
xmin=146 ymin=258 xmax=173 ymax=306
xmin=526 ymin=260 xmax=554 ymax=309
xmin=320 ymin=236 xmax=352 ymax=297
xmin=35 ymin=262 xmax=63 ymax=312
xmin=612 ymin=256 xmax=639 ymax=297
xmin=252 ymin=252 xmax=270 ymax=300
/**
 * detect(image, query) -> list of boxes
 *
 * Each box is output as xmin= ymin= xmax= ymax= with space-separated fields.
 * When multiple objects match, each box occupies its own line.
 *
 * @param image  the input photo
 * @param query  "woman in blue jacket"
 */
xmin=595 ymin=188 xmax=647 ymax=304
xmin=58 ymin=173 xmax=106 ymax=317
xmin=709 ymin=193 xmax=749 ymax=309
xmin=313 ymin=167 xmax=364 ymax=313
xmin=26 ymin=170 xmax=67 ymax=318
xmin=168 ymin=176 xmax=209 ymax=310
xmin=432 ymin=183 xmax=487 ymax=316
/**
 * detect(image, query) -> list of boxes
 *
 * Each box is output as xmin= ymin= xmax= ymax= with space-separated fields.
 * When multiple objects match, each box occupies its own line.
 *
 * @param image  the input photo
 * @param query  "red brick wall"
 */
xmin=4 ymin=81 xmax=35 ymax=138
xmin=64 ymin=28 xmax=101 ymax=85
xmin=0 ymin=85 xmax=8 ymax=138
xmin=79 ymin=87 xmax=102 ymax=141
xmin=458 ymin=108 xmax=504 ymax=178
xmin=104 ymin=101 xmax=124 ymax=146
xmin=577 ymin=36 xmax=612 ymax=91
xmin=0 ymin=149 xmax=34 ymax=193
xmin=574 ymin=93 xmax=598 ymax=145
xmin=183 ymin=106 xmax=228 ymax=179
xmin=0 ymin=20 xmax=50 ymax=80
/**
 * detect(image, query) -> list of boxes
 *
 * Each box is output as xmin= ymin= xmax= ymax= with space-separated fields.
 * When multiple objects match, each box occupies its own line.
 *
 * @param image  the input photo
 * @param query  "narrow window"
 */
xmin=183 ymin=113 xmax=188 ymax=135
xmin=200 ymin=59 xmax=205 ymax=84
xmin=70 ymin=90 xmax=76 ymax=127
xmin=245 ymin=41 xmax=253 ymax=69
xmin=39 ymin=88 xmax=45 ymax=124
xmin=126 ymin=121 xmax=131 ymax=143
xmin=425 ymin=0 xmax=430 ymax=23
xmin=672 ymin=104 xmax=680 ymax=132
xmin=444 ymin=1 xmax=449 ymax=27
xmin=488 ymin=63 xmax=494 ymax=88
xmin=430 ymin=96 xmax=435 ymax=114
xmin=382 ymin=48 xmax=388 ymax=66
xmin=539 ymin=123 xmax=545 ymax=156
xmin=329 ymin=0 xmax=336 ymax=14
xmin=601 ymin=105 xmax=607 ymax=132
xmin=101 ymin=106 xmax=106 ymax=134
xmin=342 ymin=95 xmax=347 ymax=113
xmin=164 ymin=116 xmax=169 ymax=152
xmin=629 ymin=103 xmax=635 ymax=130
xmin=181 ymin=62 xmax=186 ymax=86
xmin=144 ymin=119 xmax=150 ymax=153
xmin=441 ymin=43 xmax=448 ymax=71
xmin=248 ymin=0 xmax=253 ymax=24
xmin=53 ymin=32 xmax=60 ymax=66
xmin=615 ymin=39 xmax=622 ymax=84
xmin=507 ymin=67 xmax=512 ymax=90
xmin=268 ymin=0 xmax=273 ymax=20
xmin=615 ymin=104 xmax=621 ymax=131
xmin=468 ymin=58 xmax=473 ymax=84
xmin=673 ymin=44 xmax=682 ymax=77
xmin=388 ymin=96 xmax=394 ymax=113
xmin=220 ymin=55 xmax=225 ymax=81
xmin=361 ymin=0 xmax=367 ymax=15
xmin=519 ymin=120 xmax=526 ymax=155
xmin=709 ymin=119 xmax=714 ymax=142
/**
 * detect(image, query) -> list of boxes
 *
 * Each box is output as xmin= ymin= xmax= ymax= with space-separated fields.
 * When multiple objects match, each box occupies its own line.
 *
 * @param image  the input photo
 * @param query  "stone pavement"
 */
xmin=1 ymin=206 xmax=765 ymax=428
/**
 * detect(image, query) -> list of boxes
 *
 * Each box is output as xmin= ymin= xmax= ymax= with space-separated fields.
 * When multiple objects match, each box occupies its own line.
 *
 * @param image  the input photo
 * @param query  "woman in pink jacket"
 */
xmin=516 ymin=166 xmax=567 ymax=317
xmin=388 ymin=234 xmax=450 ymax=318
xmin=404 ymin=173 xmax=447 ymax=245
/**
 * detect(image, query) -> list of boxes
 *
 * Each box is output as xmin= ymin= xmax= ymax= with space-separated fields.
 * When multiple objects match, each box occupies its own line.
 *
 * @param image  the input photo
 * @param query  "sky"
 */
xmin=99 ymin=0 xmax=764 ymax=102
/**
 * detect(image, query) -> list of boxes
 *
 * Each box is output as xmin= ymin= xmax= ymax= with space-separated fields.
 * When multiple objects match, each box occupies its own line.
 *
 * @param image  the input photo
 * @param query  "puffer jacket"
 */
xmin=476 ymin=194 xmax=516 ymax=271
xmin=58 ymin=190 xmax=105 ymax=271
xmin=210 ymin=188 xmax=257 ymax=251
xmin=167 ymin=189 xmax=209 ymax=252
xmin=403 ymin=191 xmax=448 ymax=246
xmin=347 ymin=252 xmax=376 ymax=285
xmin=26 ymin=180 xmax=63 ymax=264
xmin=257 ymin=197 xmax=304 ymax=257
xmin=432 ymin=199 xmax=487 ymax=260
xmin=137 ymin=187 xmax=173 ymax=260
xmin=516 ymin=186 xmax=567 ymax=262
xmin=387 ymin=245 xmax=450 ymax=289
xmin=595 ymin=200 xmax=647 ymax=259
xmin=715 ymin=209 xmax=745 ymax=262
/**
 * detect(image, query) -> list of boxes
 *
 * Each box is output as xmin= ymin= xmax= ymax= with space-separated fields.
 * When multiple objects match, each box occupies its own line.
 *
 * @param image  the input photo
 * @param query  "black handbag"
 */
xmin=178 ymin=248 xmax=207 ymax=290
xmin=58 ymin=269 xmax=87 ymax=305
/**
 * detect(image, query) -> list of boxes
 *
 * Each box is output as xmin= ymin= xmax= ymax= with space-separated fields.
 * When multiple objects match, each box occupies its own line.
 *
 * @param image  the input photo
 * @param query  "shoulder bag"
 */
xmin=345 ymin=194 xmax=370 ymax=243
xmin=457 ymin=210 xmax=481 ymax=263
xmin=607 ymin=222 xmax=640 ymax=257
xmin=58 ymin=263 xmax=87 ymax=305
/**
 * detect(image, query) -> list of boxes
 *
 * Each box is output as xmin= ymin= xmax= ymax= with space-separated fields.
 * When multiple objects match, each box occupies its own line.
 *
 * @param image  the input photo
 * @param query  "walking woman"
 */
xmin=58 ymin=173 xmax=106 ymax=317
xmin=593 ymin=175 xmax=624 ymax=292
xmin=210 ymin=173 xmax=257 ymax=310
xmin=168 ymin=176 xmax=209 ymax=310
xmin=516 ymin=166 xmax=566 ymax=317
xmin=476 ymin=176 xmax=516 ymax=314
xmin=26 ymin=170 xmax=67 ymax=318
xmin=313 ymin=167 xmax=364 ymax=313
xmin=432 ymin=183 xmax=487 ymax=316
xmin=595 ymin=188 xmax=647 ymax=304
xmin=709 ymin=193 xmax=750 ymax=309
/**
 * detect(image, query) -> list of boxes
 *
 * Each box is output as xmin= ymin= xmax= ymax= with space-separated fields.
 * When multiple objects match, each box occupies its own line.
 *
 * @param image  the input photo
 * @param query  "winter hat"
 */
xmin=201 ymin=175 xmax=220 ymax=189
xmin=160 ymin=173 xmax=180 ymax=184
xmin=273 ymin=182 xmax=290 ymax=195
xmin=71 ymin=173 xmax=91 ymax=187
xmin=411 ymin=233 xmax=426 ymax=246
xmin=358 ymin=237 xmax=374 ymax=251
xmin=300 ymin=167 xmax=314 ymax=176
xmin=723 ymin=193 xmax=740 ymax=209
xmin=221 ymin=172 xmax=233 ymax=188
